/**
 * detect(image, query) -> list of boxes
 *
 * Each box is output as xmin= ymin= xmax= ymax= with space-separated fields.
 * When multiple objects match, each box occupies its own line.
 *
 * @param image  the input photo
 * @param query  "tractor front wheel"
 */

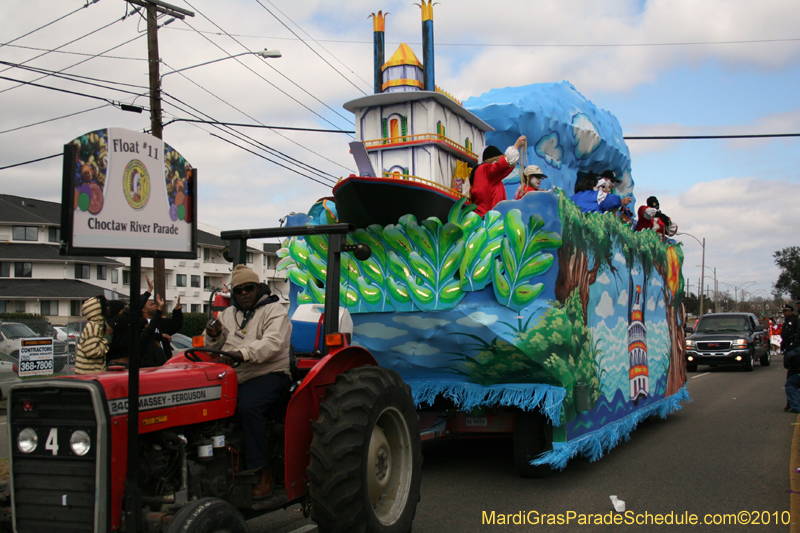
xmin=308 ymin=366 xmax=422 ymax=533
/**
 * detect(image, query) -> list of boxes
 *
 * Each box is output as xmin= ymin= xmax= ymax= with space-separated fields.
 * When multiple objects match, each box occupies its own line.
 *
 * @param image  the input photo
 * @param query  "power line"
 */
xmin=0 ymin=43 xmax=146 ymax=62
xmin=0 ymin=75 xmax=144 ymax=109
xmin=0 ymin=1 xmax=100 ymax=49
xmin=254 ymin=0 xmax=369 ymax=95
xmin=163 ymin=118 xmax=355 ymax=134
xmin=162 ymin=27 xmax=800 ymax=48
xmin=0 ymin=61 xmax=150 ymax=95
xmin=625 ymin=133 xmax=800 ymax=140
xmin=181 ymin=1 xmax=355 ymax=129
xmin=0 ymin=153 xmax=60 ymax=172
xmin=0 ymin=104 xmax=110 ymax=136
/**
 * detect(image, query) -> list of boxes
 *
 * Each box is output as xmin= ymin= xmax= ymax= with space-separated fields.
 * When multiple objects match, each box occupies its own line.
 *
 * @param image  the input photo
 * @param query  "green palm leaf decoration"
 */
xmin=492 ymin=209 xmax=561 ymax=311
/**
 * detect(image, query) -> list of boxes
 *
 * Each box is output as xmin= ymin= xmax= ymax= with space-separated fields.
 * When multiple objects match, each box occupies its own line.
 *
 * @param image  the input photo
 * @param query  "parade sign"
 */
xmin=61 ymin=128 xmax=197 ymax=258
xmin=19 ymin=338 xmax=54 ymax=377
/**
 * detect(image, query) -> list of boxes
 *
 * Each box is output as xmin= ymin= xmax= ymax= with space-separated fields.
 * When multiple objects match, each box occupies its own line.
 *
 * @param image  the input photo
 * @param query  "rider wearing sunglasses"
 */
xmin=204 ymin=264 xmax=292 ymax=500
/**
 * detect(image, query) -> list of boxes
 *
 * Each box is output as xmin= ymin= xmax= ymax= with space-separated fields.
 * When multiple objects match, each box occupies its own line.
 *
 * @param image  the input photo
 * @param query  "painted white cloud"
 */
xmin=535 ymin=132 xmax=563 ymax=169
xmin=617 ymin=290 xmax=628 ymax=305
xmin=393 ymin=315 xmax=450 ymax=329
xmin=658 ymin=300 xmax=665 ymax=308
xmin=392 ymin=341 xmax=440 ymax=356
xmin=651 ymin=278 xmax=662 ymax=287
xmin=647 ymin=297 xmax=657 ymax=312
xmin=614 ymin=253 xmax=627 ymax=266
xmin=597 ymin=272 xmax=611 ymax=285
xmin=456 ymin=312 xmax=499 ymax=327
xmin=353 ymin=323 xmax=407 ymax=340
xmin=596 ymin=291 xmax=615 ymax=319
xmin=572 ymin=113 xmax=601 ymax=159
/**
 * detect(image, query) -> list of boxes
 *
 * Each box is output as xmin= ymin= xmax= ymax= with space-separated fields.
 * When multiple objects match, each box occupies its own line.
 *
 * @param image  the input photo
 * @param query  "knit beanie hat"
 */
xmin=107 ymin=300 xmax=126 ymax=316
xmin=230 ymin=265 xmax=260 ymax=288
xmin=646 ymin=196 xmax=660 ymax=208
xmin=481 ymin=145 xmax=503 ymax=163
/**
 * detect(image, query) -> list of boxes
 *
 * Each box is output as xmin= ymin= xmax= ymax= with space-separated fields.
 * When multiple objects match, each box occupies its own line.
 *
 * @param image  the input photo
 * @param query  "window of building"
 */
xmin=123 ymin=271 xmax=130 ymax=285
xmin=75 ymin=263 xmax=90 ymax=279
xmin=191 ymin=304 xmax=200 ymax=313
xmin=203 ymin=304 xmax=209 ymax=314
xmin=40 ymin=300 xmax=58 ymax=316
xmin=15 ymin=301 xmax=26 ymax=313
xmin=436 ymin=121 xmax=445 ymax=137
xmin=48 ymin=227 xmax=60 ymax=243
xmin=176 ymin=274 xmax=187 ymax=287
xmin=246 ymin=252 xmax=253 ymax=264
xmin=0 ymin=301 xmax=5 ymax=313
xmin=15 ymin=262 xmax=32 ymax=278
xmin=191 ymin=275 xmax=200 ymax=288
xmin=203 ymin=248 xmax=210 ymax=262
xmin=71 ymin=300 xmax=82 ymax=316
xmin=13 ymin=226 xmax=38 ymax=241
xmin=203 ymin=277 xmax=212 ymax=289
xmin=111 ymin=269 xmax=118 ymax=284
xmin=0 ymin=262 xmax=9 ymax=278
xmin=97 ymin=265 xmax=107 ymax=280
xmin=263 ymin=255 xmax=266 ymax=266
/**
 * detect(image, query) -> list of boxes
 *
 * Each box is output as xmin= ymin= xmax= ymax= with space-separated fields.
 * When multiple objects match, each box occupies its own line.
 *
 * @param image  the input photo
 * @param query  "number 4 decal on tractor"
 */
xmin=45 ymin=428 xmax=58 ymax=455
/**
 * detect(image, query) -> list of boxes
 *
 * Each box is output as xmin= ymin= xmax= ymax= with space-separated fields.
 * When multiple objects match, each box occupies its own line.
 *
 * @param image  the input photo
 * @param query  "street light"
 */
xmin=696 ymin=264 xmax=718 ymax=314
xmin=677 ymin=232 xmax=706 ymax=317
xmin=161 ymin=49 xmax=282 ymax=78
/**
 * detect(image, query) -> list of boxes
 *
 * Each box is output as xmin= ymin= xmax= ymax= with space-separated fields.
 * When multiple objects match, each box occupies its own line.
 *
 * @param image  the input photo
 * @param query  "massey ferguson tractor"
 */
xmin=1 ymin=224 xmax=422 ymax=533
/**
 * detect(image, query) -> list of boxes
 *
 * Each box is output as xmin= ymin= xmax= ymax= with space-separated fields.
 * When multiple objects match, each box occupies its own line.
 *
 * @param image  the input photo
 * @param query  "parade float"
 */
xmin=280 ymin=2 xmax=688 ymax=474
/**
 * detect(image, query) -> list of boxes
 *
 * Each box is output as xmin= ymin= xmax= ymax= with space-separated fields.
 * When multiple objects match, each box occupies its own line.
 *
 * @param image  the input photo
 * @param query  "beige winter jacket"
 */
xmin=204 ymin=294 xmax=291 ymax=384
xmin=75 ymin=297 xmax=110 ymax=374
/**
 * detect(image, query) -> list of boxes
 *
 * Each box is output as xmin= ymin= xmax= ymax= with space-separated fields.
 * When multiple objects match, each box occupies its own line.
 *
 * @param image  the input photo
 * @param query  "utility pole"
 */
xmin=124 ymin=3 xmax=193 ymax=530
xmin=127 ymin=0 xmax=194 ymax=301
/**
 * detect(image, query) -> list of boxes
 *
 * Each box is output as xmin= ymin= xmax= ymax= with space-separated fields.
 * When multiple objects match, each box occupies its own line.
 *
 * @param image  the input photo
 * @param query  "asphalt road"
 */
xmin=247 ymin=360 xmax=795 ymax=532
xmin=0 ymin=363 xmax=793 ymax=532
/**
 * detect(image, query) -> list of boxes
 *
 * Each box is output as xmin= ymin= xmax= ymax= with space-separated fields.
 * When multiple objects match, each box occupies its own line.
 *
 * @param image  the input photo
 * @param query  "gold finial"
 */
xmin=415 ymin=1 xmax=436 ymax=22
xmin=369 ymin=10 xmax=387 ymax=32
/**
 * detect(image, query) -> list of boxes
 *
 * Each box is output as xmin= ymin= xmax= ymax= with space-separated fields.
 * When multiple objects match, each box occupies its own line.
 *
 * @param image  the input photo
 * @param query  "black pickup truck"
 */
xmin=684 ymin=312 xmax=770 ymax=372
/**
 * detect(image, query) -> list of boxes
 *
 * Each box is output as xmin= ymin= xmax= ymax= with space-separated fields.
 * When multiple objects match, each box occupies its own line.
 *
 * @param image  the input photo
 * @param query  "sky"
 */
xmin=1 ymin=0 xmax=798 ymax=306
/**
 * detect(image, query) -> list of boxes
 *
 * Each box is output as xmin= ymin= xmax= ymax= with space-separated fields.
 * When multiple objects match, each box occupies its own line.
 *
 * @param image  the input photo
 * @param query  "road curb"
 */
xmin=791 ymin=413 xmax=800 ymax=533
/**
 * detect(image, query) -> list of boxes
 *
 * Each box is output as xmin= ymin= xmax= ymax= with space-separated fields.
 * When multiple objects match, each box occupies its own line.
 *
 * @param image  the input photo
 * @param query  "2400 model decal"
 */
xmin=107 ymin=386 xmax=222 ymax=416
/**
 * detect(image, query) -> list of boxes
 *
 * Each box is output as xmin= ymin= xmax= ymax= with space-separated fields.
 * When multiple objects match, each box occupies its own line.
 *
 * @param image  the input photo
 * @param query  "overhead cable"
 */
xmin=163 ymin=118 xmax=354 ymax=134
xmin=0 ymin=104 xmax=111 ymax=136
xmin=0 ymin=43 xmax=146 ymax=62
xmin=255 ymin=0 xmax=369 ymax=94
xmin=0 ymin=1 xmax=101 ymax=49
xmin=625 ymin=133 xmax=800 ymax=140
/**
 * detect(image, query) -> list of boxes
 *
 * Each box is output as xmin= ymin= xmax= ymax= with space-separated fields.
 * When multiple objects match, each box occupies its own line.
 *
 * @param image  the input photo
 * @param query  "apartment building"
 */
xmin=0 ymin=194 xmax=289 ymax=324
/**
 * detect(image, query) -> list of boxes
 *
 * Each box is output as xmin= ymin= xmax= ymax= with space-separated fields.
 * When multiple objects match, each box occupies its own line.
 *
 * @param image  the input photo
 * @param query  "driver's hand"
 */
xmin=219 ymin=355 xmax=236 ymax=367
xmin=206 ymin=318 xmax=222 ymax=337
xmin=219 ymin=351 xmax=243 ymax=367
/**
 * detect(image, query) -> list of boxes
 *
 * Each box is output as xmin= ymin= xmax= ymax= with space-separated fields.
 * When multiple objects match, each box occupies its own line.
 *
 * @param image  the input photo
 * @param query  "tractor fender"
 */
xmin=283 ymin=346 xmax=377 ymax=501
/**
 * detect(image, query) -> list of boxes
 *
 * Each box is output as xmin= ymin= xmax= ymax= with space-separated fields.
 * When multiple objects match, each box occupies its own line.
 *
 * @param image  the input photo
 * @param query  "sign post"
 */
xmin=60 ymin=127 xmax=196 ymax=532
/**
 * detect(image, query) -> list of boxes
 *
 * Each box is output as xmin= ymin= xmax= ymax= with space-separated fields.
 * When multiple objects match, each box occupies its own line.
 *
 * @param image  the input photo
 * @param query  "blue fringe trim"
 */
xmin=407 ymin=379 xmax=567 ymax=426
xmin=533 ymin=385 xmax=691 ymax=470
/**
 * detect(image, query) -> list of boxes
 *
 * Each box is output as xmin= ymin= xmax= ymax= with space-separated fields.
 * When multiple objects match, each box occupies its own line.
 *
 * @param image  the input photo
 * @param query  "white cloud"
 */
xmin=393 ymin=315 xmax=450 ymax=329
xmin=658 ymin=300 xmax=665 ymax=308
xmin=353 ymin=323 xmax=407 ymax=340
xmin=456 ymin=311 xmax=499 ymax=327
xmin=596 ymin=291 xmax=615 ymax=319
xmin=392 ymin=341 xmax=440 ymax=356
xmin=651 ymin=278 xmax=662 ymax=287
xmin=646 ymin=297 xmax=657 ymax=312
xmin=617 ymin=290 xmax=628 ymax=306
xmin=614 ymin=254 xmax=627 ymax=265
xmin=597 ymin=272 xmax=611 ymax=285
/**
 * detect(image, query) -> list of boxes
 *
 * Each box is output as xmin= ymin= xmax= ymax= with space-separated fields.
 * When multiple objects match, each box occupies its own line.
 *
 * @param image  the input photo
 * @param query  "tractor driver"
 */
xmin=204 ymin=264 xmax=293 ymax=500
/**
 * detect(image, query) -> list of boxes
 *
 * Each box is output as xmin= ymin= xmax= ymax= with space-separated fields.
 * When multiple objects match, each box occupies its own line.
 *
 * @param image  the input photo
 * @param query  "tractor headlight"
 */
xmin=70 ymin=430 xmax=91 ymax=456
xmin=17 ymin=428 xmax=38 ymax=454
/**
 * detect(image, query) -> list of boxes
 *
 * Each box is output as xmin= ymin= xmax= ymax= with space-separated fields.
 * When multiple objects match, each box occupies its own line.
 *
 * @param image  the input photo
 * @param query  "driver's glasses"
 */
xmin=233 ymin=284 xmax=257 ymax=295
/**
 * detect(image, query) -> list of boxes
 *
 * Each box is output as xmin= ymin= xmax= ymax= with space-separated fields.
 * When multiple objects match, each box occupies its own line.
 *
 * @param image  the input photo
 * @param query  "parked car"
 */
xmin=0 ymin=322 xmax=71 ymax=369
xmin=170 ymin=333 xmax=194 ymax=353
xmin=0 ymin=361 xmax=21 ymax=400
xmin=685 ymin=312 xmax=770 ymax=372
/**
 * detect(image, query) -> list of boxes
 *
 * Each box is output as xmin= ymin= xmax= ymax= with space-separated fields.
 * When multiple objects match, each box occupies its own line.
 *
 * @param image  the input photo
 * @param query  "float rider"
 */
xmin=469 ymin=135 xmax=526 ymax=216
xmin=204 ymin=265 xmax=292 ymax=499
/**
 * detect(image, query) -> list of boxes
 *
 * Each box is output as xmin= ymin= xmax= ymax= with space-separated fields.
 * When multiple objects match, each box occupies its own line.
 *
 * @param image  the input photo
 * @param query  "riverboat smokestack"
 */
xmin=372 ymin=11 xmax=386 ymax=94
xmin=419 ymin=1 xmax=435 ymax=91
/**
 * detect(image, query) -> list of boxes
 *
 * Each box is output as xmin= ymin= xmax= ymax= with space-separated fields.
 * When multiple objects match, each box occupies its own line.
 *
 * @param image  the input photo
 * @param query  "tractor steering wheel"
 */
xmin=183 ymin=347 xmax=244 ymax=368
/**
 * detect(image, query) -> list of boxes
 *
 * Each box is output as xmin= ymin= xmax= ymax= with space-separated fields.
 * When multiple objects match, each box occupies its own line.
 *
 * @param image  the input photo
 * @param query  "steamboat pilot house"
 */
xmin=628 ymin=285 xmax=650 ymax=404
xmin=333 ymin=4 xmax=494 ymax=228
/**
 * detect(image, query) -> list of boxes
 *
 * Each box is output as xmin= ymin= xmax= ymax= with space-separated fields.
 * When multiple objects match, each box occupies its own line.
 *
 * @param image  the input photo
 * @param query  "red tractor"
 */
xmin=2 ymin=224 xmax=422 ymax=533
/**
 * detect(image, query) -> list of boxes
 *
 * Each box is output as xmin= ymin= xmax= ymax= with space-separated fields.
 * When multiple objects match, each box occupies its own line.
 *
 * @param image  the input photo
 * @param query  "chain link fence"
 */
xmin=0 ymin=316 xmax=77 ymax=376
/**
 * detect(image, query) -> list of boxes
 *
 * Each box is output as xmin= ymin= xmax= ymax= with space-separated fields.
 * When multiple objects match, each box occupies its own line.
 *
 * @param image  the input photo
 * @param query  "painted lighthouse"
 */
xmin=333 ymin=2 xmax=494 ymax=228
xmin=628 ymin=285 xmax=650 ymax=404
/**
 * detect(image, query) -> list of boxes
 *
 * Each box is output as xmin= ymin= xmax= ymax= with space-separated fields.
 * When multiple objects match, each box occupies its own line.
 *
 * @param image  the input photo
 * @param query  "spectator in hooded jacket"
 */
xmin=469 ymin=136 xmax=527 ymax=216
xmin=75 ymin=295 xmax=112 ymax=374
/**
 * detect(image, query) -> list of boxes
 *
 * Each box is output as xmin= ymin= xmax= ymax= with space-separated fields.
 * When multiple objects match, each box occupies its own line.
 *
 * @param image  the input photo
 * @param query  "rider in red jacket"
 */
xmin=469 ymin=136 xmax=526 ymax=216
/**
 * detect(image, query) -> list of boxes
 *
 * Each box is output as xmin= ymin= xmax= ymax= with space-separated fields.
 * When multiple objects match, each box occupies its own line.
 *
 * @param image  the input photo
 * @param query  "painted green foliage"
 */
xmin=448 ymin=198 xmax=505 ymax=292
xmin=454 ymin=289 xmax=601 ymax=421
xmin=492 ymin=210 xmax=562 ymax=312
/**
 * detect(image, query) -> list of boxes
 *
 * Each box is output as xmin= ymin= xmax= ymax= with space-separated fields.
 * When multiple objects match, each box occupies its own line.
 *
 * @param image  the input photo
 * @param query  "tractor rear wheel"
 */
xmin=513 ymin=409 xmax=554 ymax=478
xmin=308 ymin=366 xmax=422 ymax=533
xmin=165 ymin=497 xmax=247 ymax=533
